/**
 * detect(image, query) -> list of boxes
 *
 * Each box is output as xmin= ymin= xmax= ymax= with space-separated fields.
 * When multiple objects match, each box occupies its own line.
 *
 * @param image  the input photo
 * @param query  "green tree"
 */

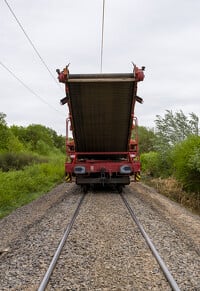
xmin=0 ymin=113 xmax=11 ymax=151
xmin=0 ymin=112 xmax=7 ymax=126
xmin=6 ymin=134 xmax=25 ymax=153
xmin=137 ymin=126 xmax=155 ymax=154
xmin=10 ymin=125 xmax=28 ymax=147
xmin=11 ymin=124 xmax=65 ymax=154
xmin=155 ymin=110 xmax=199 ymax=151
xmin=45 ymin=127 xmax=65 ymax=153
xmin=27 ymin=125 xmax=54 ymax=149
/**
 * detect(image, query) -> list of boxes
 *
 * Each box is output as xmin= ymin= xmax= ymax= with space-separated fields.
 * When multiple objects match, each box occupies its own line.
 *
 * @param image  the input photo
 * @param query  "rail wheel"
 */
xmin=117 ymin=185 xmax=123 ymax=193
xmin=82 ymin=185 xmax=88 ymax=194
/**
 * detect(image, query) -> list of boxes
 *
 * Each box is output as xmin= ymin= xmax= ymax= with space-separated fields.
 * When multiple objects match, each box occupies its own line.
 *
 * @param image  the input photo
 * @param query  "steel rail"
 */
xmin=37 ymin=194 xmax=86 ymax=291
xmin=120 ymin=193 xmax=180 ymax=291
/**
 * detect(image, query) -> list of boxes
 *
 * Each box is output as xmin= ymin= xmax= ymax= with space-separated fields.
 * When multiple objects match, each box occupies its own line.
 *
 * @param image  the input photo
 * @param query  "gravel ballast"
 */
xmin=48 ymin=191 xmax=170 ymax=290
xmin=0 ymin=182 xmax=199 ymax=290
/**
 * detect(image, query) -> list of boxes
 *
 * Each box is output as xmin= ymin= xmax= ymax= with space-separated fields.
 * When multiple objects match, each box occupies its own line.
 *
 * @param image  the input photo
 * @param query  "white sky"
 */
xmin=1 ymin=0 xmax=200 ymax=135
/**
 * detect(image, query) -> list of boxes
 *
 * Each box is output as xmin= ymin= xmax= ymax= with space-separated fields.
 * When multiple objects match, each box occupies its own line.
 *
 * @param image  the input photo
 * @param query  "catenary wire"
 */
xmin=3 ymin=0 xmax=62 ymax=92
xmin=100 ymin=0 xmax=105 ymax=73
xmin=0 ymin=61 xmax=64 ymax=116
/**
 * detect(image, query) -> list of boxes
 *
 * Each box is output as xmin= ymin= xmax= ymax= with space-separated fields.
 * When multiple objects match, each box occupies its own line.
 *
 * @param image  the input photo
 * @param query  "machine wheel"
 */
xmin=117 ymin=185 xmax=123 ymax=194
xmin=82 ymin=185 xmax=88 ymax=194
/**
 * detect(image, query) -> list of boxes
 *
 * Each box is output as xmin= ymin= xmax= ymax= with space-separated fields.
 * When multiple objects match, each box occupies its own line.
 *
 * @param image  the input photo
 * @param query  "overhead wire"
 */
xmin=100 ymin=0 xmax=105 ymax=73
xmin=0 ymin=61 xmax=65 ymax=116
xmin=3 ymin=0 xmax=62 ymax=92
xmin=2 ymin=1 xmax=107 ymax=111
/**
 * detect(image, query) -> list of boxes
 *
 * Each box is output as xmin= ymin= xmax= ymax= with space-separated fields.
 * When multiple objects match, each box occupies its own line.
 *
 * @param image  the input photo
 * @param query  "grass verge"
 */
xmin=0 ymin=155 xmax=65 ymax=219
xmin=144 ymin=177 xmax=200 ymax=215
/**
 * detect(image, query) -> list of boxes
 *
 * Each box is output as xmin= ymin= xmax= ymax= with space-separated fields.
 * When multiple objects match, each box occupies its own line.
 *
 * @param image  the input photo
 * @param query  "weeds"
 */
xmin=0 ymin=155 xmax=65 ymax=219
xmin=146 ymin=177 xmax=200 ymax=215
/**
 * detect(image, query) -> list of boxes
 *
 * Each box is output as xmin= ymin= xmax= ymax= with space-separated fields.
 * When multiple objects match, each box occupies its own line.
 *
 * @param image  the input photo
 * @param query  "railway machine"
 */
xmin=57 ymin=64 xmax=145 ymax=192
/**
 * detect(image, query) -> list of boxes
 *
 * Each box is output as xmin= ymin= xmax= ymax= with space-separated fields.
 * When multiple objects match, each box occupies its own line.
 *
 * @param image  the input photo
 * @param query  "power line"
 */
xmin=0 ymin=61 xmax=64 ymax=116
xmin=100 ymin=0 xmax=105 ymax=73
xmin=3 ymin=0 xmax=62 ymax=92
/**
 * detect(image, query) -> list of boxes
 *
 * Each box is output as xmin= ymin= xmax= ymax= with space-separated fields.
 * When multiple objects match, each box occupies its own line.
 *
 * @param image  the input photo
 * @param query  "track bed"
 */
xmin=0 ymin=183 xmax=199 ymax=290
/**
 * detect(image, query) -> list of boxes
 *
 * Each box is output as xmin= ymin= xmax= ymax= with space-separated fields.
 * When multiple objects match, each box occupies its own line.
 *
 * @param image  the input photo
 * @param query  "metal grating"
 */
xmin=68 ymin=74 xmax=136 ymax=152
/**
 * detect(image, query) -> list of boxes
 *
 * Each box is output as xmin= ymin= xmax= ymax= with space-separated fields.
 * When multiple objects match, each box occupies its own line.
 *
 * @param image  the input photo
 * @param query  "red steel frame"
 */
xmin=65 ymin=116 xmax=141 ymax=183
xmin=58 ymin=64 xmax=144 ymax=184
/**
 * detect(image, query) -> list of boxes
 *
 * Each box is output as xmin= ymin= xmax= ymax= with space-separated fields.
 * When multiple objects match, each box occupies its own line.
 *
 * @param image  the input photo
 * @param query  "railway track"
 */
xmin=120 ymin=193 xmax=180 ymax=291
xmin=38 ymin=193 xmax=86 ymax=291
xmin=0 ymin=183 xmax=199 ymax=290
xmin=37 ymin=188 xmax=180 ymax=290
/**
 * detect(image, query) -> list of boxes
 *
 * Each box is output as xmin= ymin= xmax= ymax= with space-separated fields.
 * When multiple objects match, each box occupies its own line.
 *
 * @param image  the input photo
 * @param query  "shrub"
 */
xmin=7 ymin=134 xmax=25 ymax=152
xmin=172 ymin=135 xmax=200 ymax=192
xmin=141 ymin=150 xmax=173 ymax=178
xmin=0 ymin=152 xmax=47 ymax=172
xmin=140 ymin=152 xmax=160 ymax=177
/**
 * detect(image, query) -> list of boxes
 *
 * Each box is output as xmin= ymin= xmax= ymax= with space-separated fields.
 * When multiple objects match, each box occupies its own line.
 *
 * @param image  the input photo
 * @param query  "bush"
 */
xmin=6 ymin=134 xmax=25 ymax=152
xmin=0 ymin=155 xmax=65 ymax=218
xmin=0 ymin=152 xmax=47 ymax=172
xmin=141 ymin=150 xmax=173 ymax=178
xmin=172 ymin=135 xmax=200 ymax=192
xmin=35 ymin=140 xmax=52 ymax=155
xmin=141 ymin=152 xmax=160 ymax=177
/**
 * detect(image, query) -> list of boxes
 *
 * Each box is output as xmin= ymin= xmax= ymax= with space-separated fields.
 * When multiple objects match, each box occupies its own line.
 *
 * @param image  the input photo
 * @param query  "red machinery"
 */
xmin=57 ymin=64 xmax=145 ymax=192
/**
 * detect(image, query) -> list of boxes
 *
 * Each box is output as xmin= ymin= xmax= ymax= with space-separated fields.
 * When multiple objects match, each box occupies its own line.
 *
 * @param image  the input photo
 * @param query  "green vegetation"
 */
xmin=0 ymin=112 xmax=66 ymax=218
xmin=1 ymin=109 xmax=200 ymax=217
xmin=0 ymin=155 xmax=64 ymax=218
xmin=139 ymin=110 xmax=200 ymax=214
xmin=138 ymin=126 xmax=155 ymax=153
xmin=140 ymin=151 xmax=160 ymax=177
xmin=0 ymin=152 xmax=47 ymax=172
xmin=172 ymin=135 xmax=200 ymax=192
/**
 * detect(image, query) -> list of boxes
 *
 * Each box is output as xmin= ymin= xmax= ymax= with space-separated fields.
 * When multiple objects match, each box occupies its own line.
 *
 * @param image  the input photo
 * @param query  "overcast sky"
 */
xmin=1 ymin=0 xmax=200 ymax=135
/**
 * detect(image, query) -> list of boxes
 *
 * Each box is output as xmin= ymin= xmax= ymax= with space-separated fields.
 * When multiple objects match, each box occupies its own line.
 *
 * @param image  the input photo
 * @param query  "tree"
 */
xmin=23 ymin=124 xmax=54 ymax=151
xmin=10 ymin=125 xmax=28 ymax=146
xmin=137 ymin=126 xmax=156 ymax=154
xmin=0 ymin=112 xmax=7 ymax=126
xmin=0 ymin=113 xmax=10 ymax=151
xmin=189 ymin=112 xmax=199 ymax=136
xmin=45 ymin=127 xmax=65 ymax=153
xmin=155 ymin=110 xmax=199 ymax=151
xmin=11 ymin=124 xmax=65 ymax=154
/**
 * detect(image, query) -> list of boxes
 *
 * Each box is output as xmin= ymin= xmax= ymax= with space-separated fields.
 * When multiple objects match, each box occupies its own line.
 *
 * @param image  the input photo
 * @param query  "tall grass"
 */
xmin=0 ymin=154 xmax=65 ymax=218
xmin=146 ymin=177 xmax=200 ymax=215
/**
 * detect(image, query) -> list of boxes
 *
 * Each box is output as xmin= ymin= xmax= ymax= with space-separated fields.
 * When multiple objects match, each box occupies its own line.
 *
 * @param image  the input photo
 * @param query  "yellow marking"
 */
xmin=135 ymin=173 xmax=141 ymax=181
xmin=65 ymin=173 xmax=71 ymax=182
